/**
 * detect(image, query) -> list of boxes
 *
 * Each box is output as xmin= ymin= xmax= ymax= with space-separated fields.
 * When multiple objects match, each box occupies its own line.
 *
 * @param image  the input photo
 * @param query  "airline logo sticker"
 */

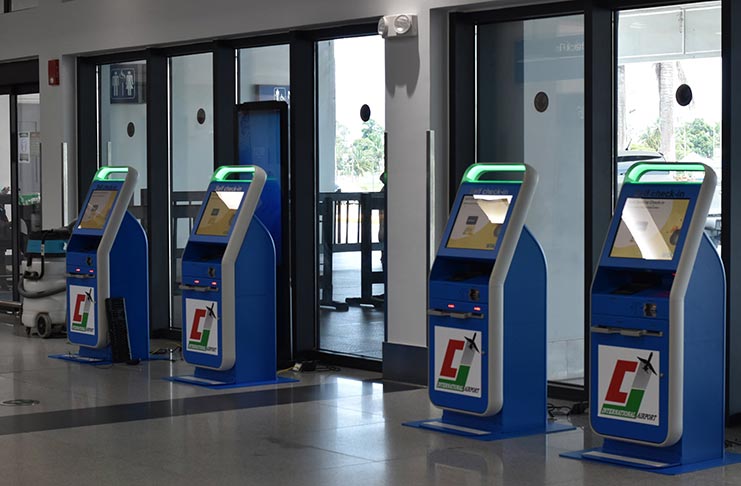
xmin=185 ymin=299 xmax=219 ymax=355
xmin=69 ymin=285 xmax=95 ymax=335
xmin=597 ymin=345 xmax=660 ymax=426
xmin=434 ymin=326 xmax=483 ymax=398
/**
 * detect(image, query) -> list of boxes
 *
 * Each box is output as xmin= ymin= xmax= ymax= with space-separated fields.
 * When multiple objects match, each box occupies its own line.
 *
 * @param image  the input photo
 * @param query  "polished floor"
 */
xmin=0 ymin=325 xmax=740 ymax=485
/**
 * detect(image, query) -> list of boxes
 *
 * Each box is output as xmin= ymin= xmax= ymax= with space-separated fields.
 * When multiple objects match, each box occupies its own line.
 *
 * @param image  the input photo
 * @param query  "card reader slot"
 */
xmin=591 ymin=325 xmax=663 ymax=338
xmin=428 ymin=309 xmax=484 ymax=320
xmin=66 ymin=273 xmax=95 ymax=279
xmin=179 ymin=284 xmax=218 ymax=292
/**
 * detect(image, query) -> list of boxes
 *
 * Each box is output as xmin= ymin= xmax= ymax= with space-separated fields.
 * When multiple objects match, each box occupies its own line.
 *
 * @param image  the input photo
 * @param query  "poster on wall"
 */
xmin=110 ymin=63 xmax=146 ymax=104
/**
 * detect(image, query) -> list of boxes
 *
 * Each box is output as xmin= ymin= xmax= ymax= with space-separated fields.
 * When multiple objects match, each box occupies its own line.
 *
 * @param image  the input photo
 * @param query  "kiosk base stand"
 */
xmin=166 ymin=376 xmax=296 ymax=390
xmin=169 ymin=166 xmax=294 ymax=391
xmin=562 ymin=162 xmax=738 ymax=476
xmin=561 ymin=447 xmax=741 ymax=476
xmin=167 ymin=367 xmax=297 ymax=390
xmin=404 ymin=414 xmax=574 ymax=441
xmin=49 ymin=347 xmax=113 ymax=365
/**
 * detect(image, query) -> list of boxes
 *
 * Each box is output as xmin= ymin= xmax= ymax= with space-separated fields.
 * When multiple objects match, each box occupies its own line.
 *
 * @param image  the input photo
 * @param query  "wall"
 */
xmin=0 ymin=0 xmax=540 ymax=358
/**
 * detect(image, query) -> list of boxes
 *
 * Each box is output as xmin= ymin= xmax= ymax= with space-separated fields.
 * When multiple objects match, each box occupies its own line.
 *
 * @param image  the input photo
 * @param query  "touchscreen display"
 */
xmin=195 ymin=191 xmax=245 ymax=236
xmin=78 ymin=190 xmax=118 ymax=230
xmin=446 ymin=194 xmax=513 ymax=251
xmin=610 ymin=198 xmax=690 ymax=261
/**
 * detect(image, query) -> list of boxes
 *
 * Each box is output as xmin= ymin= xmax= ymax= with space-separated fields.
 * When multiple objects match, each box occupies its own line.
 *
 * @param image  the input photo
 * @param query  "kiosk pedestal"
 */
xmin=405 ymin=163 xmax=573 ymax=440
xmin=563 ymin=162 xmax=741 ymax=474
xmin=53 ymin=166 xmax=149 ymax=364
xmin=169 ymin=166 xmax=295 ymax=389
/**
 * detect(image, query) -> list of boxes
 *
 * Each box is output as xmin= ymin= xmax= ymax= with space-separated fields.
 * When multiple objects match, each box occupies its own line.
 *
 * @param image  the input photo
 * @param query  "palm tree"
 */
xmin=655 ymin=61 xmax=675 ymax=160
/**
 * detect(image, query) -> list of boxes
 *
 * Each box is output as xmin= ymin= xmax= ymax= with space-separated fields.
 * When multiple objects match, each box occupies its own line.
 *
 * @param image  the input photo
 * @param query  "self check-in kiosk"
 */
xmin=61 ymin=166 xmax=149 ymax=362
xmin=406 ymin=163 xmax=572 ymax=440
xmin=563 ymin=163 xmax=739 ymax=473
xmin=170 ymin=166 xmax=290 ymax=388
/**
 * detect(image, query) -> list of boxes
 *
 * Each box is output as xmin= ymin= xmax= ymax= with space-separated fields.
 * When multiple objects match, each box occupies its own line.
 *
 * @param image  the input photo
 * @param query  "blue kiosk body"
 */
xmin=406 ymin=163 xmax=572 ymax=440
xmin=563 ymin=162 xmax=739 ymax=474
xmin=170 ymin=166 xmax=290 ymax=388
xmin=60 ymin=166 xmax=149 ymax=363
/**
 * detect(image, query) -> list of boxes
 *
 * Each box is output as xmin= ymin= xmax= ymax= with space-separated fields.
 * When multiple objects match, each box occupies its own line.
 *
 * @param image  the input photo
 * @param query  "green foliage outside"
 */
xmin=632 ymin=118 xmax=719 ymax=160
xmin=335 ymin=119 xmax=384 ymax=177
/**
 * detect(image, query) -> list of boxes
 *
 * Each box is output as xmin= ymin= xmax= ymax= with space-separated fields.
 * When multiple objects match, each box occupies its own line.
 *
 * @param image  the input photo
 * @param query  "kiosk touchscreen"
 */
xmin=563 ymin=163 xmax=739 ymax=473
xmin=62 ymin=166 xmax=149 ymax=362
xmin=171 ymin=166 xmax=291 ymax=387
xmin=406 ymin=163 xmax=572 ymax=440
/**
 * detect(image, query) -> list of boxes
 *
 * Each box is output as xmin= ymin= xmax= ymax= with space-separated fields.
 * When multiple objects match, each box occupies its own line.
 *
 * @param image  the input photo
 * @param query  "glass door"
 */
xmin=316 ymin=35 xmax=386 ymax=360
xmin=477 ymin=15 xmax=586 ymax=385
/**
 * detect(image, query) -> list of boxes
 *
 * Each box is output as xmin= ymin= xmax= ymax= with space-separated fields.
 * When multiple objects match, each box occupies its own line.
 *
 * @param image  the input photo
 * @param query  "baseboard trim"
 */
xmin=383 ymin=342 xmax=427 ymax=386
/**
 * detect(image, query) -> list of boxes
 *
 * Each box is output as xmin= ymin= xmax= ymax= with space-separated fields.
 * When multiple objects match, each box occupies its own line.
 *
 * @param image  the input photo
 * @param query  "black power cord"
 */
xmin=547 ymin=401 xmax=588 ymax=419
xmin=725 ymin=438 xmax=741 ymax=448
xmin=287 ymin=360 xmax=341 ymax=373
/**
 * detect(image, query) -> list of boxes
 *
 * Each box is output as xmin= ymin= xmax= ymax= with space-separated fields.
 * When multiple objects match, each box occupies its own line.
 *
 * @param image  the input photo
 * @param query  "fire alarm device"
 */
xmin=48 ymin=59 xmax=60 ymax=86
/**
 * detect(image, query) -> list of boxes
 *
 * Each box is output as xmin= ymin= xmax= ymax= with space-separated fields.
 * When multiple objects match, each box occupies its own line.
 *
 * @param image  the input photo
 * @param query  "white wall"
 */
xmin=0 ymin=0 xmax=541 ymax=351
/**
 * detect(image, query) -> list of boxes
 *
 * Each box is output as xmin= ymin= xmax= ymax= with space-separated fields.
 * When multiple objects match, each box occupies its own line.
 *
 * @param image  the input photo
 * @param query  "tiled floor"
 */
xmin=0 ymin=324 xmax=740 ymax=485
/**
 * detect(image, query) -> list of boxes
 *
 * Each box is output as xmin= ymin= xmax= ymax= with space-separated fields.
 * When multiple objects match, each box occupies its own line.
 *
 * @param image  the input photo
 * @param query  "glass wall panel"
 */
xmin=169 ymin=52 xmax=214 ymax=330
xmin=99 ymin=60 xmax=148 ymax=212
xmin=477 ymin=15 xmax=585 ymax=383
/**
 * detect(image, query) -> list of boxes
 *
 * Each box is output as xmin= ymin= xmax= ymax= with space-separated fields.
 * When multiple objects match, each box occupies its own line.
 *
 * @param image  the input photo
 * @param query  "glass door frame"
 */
xmin=0 ymin=59 xmax=39 ymax=302
xmin=77 ymin=46 xmax=214 ymax=339
xmin=450 ymin=0 xmax=739 ymax=404
xmin=76 ymin=36 xmax=293 ymax=346
xmin=450 ymin=2 xmax=588 ymax=401
xmin=592 ymin=0 xmax=739 ymax=420
xmin=289 ymin=22 xmax=386 ymax=372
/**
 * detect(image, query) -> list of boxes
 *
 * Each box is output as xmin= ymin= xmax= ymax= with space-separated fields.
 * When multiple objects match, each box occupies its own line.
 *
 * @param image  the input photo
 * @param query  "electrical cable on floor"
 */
xmin=726 ymin=438 xmax=741 ymax=448
xmin=150 ymin=345 xmax=182 ymax=362
xmin=547 ymin=401 xmax=588 ymax=419
xmin=284 ymin=361 xmax=341 ymax=373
